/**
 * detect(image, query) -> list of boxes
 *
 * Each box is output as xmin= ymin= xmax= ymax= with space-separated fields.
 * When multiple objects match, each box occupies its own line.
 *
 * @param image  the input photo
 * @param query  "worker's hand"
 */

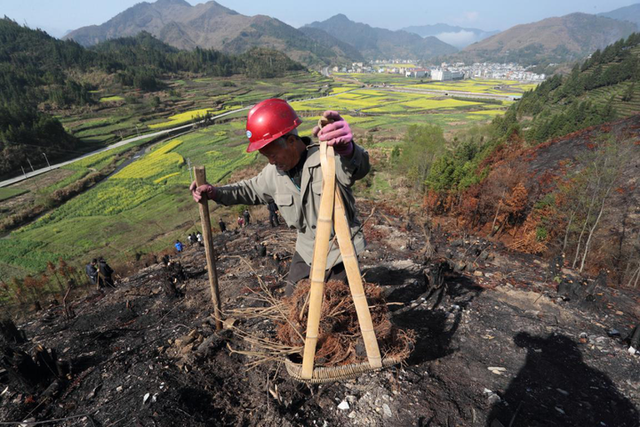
xmin=189 ymin=181 xmax=217 ymax=203
xmin=313 ymin=111 xmax=354 ymax=157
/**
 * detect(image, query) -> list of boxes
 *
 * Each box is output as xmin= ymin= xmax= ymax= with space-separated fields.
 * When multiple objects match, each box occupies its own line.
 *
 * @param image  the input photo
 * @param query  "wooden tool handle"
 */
xmin=301 ymin=141 xmax=336 ymax=380
xmin=194 ymin=167 xmax=223 ymax=331
xmin=333 ymin=187 xmax=382 ymax=368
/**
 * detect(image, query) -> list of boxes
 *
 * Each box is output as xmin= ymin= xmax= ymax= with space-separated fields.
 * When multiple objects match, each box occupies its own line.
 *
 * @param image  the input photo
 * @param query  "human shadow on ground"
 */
xmin=370 ymin=261 xmax=483 ymax=365
xmin=487 ymin=332 xmax=640 ymax=427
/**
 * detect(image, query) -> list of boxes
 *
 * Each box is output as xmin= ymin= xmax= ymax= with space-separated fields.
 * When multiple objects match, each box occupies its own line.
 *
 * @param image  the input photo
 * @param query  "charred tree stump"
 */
xmin=0 ymin=345 xmax=66 ymax=394
xmin=162 ymin=261 xmax=186 ymax=298
xmin=0 ymin=318 xmax=27 ymax=344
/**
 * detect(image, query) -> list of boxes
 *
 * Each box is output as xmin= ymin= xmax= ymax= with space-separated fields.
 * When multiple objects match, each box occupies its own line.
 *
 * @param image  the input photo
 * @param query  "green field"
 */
xmin=60 ymin=72 xmax=334 ymax=147
xmin=1 ymin=74 xmax=512 ymax=280
xmin=0 ymin=188 xmax=28 ymax=202
xmin=1 ymin=123 xmax=262 ymax=278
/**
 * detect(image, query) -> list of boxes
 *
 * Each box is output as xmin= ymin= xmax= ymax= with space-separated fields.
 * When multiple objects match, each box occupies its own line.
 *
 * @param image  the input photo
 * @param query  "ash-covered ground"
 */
xmin=1 ymin=201 xmax=639 ymax=426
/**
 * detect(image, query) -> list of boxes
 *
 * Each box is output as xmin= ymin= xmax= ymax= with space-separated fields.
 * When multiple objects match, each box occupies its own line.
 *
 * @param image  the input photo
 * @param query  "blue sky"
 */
xmin=1 ymin=0 xmax=636 ymax=38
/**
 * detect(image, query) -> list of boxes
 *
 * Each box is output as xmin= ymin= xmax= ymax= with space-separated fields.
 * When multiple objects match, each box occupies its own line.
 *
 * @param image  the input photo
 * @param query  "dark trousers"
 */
xmin=269 ymin=211 xmax=280 ymax=227
xmin=286 ymin=252 xmax=347 ymax=296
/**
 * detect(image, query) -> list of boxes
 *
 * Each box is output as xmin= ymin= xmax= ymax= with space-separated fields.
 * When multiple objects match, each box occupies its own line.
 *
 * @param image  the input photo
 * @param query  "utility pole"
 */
xmin=135 ymin=125 xmax=140 ymax=137
xmin=42 ymin=152 xmax=51 ymax=170
xmin=21 ymin=166 xmax=27 ymax=178
xmin=27 ymin=158 xmax=35 ymax=172
xmin=187 ymin=158 xmax=193 ymax=182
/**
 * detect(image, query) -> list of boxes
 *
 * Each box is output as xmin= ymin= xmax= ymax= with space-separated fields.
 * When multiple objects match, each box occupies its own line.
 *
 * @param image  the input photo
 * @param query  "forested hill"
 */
xmin=511 ymin=33 xmax=640 ymax=143
xmin=0 ymin=18 xmax=304 ymax=179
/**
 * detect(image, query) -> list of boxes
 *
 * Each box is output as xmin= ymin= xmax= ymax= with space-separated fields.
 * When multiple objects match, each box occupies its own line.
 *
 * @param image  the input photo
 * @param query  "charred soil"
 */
xmin=1 ymin=200 xmax=639 ymax=426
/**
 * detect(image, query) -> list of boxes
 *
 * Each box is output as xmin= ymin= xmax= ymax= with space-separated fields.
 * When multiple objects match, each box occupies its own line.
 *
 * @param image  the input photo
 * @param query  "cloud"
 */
xmin=456 ymin=11 xmax=479 ymax=24
xmin=436 ymin=30 xmax=479 ymax=48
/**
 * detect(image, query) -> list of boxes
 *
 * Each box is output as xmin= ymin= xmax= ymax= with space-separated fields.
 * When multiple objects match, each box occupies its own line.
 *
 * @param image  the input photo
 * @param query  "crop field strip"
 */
xmin=0 ymin=188 xmax=28 ymax=202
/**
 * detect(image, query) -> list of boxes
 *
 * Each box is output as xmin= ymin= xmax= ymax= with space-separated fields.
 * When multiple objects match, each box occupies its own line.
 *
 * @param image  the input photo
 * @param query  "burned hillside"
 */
xmin=1 ymin=201 xmax=639 ymax=426
xmin=430 ymin=114 xmax=640 ymax=286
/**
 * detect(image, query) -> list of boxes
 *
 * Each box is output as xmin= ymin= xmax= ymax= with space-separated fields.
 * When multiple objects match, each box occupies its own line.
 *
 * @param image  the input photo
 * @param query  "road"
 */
xmin=0 ymin=107 xmax=250 ymax=188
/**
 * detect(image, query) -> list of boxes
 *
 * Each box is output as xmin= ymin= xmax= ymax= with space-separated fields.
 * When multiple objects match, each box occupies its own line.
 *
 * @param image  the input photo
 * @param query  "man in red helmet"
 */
xmin=190 ymin=98 xmax=370 ymax=294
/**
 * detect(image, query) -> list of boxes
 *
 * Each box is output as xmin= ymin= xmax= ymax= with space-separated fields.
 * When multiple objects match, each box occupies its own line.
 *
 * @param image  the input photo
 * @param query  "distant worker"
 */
xmin=196 ymin=231 xmax=203 ymax=246
xmin=237 ymin=216 xmax=245 ymax=229
xmin=175 ymin=240 xmax=184 ymax=253
xmin=268 ymin=200 xmax=280 ymax=227
xmin=243 ymin=208 xmax=251 ymax=226
xmin=190 ymin=99 xmax=370 ymax=295
xmin=97 ymin=258 xmax=115 ymax=288
xmin=85 ymin=259 xmax=98 ymax=287
xmin=219 ymin=218 xmax=227 ymax=233
xmin=188 ymin=232 xmax=196 ymax=245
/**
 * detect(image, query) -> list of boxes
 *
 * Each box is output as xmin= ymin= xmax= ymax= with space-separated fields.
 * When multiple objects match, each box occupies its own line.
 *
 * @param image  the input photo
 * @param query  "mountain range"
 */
xmin=303 ymin=14 xmax=458 ymax=60
xmin=63 ymin=0 xmax=640 ymax=67
xmin=456 ymin=13 xmax=637 ymax=66
xmin=400 ymin=24 xmax=499 ymax=48
xmin=599 ymin=3 xmax=640 ymax=28
xmin=63 ymin=0 xmax=362 ymax=67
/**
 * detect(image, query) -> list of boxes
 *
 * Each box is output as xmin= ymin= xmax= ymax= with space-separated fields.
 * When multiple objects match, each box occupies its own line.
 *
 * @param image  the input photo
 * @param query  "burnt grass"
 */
xmin=1 ymin=200 xmax=640 ymax=426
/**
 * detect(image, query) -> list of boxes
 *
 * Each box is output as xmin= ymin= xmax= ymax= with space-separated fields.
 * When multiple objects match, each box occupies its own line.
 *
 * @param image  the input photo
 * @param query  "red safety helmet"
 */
xmin=245 ymin=98 xmax=302 ymax=153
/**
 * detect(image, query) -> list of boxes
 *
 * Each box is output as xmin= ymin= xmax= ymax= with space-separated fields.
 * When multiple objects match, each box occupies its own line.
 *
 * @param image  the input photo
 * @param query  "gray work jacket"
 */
xmin=214 ymin=143 xmax=370 ymax=268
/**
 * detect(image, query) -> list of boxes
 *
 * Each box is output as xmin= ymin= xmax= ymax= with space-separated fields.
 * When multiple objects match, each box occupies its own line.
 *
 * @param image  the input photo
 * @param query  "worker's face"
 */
xmin=259 ymin=135 xmax=300 ymax=172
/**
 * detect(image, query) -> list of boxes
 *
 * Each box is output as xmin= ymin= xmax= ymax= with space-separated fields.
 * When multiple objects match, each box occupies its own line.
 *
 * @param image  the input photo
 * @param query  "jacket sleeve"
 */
xmin=214 ymin=166 xmax=273 ymax=206
xmin=335 ymin=143 xmax=370 ymax=187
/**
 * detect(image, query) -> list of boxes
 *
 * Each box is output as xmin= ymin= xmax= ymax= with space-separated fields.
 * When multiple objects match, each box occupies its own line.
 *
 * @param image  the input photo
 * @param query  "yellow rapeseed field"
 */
xmin=149 ymin=109 xmax=214 ymax=129
xmin=113 ymin=139 xmax=184 ymax=180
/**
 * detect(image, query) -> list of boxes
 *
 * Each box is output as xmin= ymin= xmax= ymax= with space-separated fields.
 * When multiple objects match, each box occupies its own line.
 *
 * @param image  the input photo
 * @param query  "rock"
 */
xmin=382 ymin=403 xmax=392 ymax=418
xmin=454 ymin=262 xmax=467 ymax=273
xmin=473 ymin=270 xmax=484 ymax=277
xmin=451 ymin=239 xmax=464 ymax=247
xmin=487 ymin=393 xmax=501 ymax=404
xmin=348 ymin=411 xmax=356 ymax=419
xmin=337 ymin=400 xmax=350 ymax=411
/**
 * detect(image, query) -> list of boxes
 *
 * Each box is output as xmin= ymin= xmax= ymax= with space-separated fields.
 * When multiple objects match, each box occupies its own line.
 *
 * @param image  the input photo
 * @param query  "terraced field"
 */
xmin=61 ymin=72 xmax=334 ymax=147
xmin=1 ymin=122 xmax=261 ymax=278
xmin=403 ymin=79 xmax=538 ymax=95
xmin=291 ymin=86 xmax=511 ymax=133
xmin=589 ymin=81 xmax=640 ymax=118
xmin=2 ymin=74 xmax=516 ymax=280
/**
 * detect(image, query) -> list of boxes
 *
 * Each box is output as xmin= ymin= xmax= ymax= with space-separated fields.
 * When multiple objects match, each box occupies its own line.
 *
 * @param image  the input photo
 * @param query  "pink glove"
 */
xmin=189 ymin=181 xmax=217 ymax=203
xmin=313 ymin=111 xmax=354 ymax=157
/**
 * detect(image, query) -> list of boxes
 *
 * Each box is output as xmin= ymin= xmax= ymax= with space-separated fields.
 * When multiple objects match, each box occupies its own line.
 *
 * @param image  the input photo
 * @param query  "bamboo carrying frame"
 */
xmin=285 ymin=138 xmax=403 ymax=383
